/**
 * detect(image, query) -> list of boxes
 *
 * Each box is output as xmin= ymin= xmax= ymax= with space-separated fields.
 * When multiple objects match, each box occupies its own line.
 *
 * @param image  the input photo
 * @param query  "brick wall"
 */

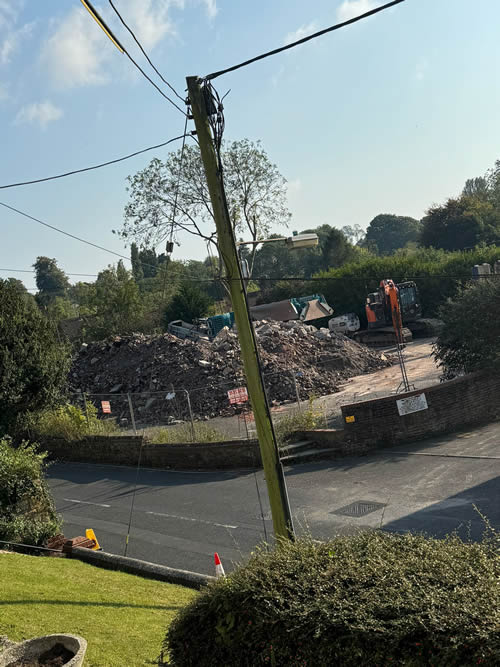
xmin=42 ymin=435 xmax=262 ymax=470
xmin=299 ymin=372 xmax=500 ymax=457
xmin=340 ymin=372 xmax=500 ymax=448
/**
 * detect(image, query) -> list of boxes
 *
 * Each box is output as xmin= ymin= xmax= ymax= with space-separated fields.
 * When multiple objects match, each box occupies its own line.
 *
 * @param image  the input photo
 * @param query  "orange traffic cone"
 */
xmin=214 ymin=552 xmax=225 ymax=578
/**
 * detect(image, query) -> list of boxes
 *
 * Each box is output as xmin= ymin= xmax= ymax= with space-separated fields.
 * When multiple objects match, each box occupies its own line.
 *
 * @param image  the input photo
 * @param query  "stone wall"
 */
xmin=43 ymin=435 xmax=262 ymax=470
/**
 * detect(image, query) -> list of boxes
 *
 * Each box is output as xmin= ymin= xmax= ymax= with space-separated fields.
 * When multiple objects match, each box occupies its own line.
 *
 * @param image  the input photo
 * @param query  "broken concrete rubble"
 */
xmin=69 ymin=321 xmax=391 ymax=421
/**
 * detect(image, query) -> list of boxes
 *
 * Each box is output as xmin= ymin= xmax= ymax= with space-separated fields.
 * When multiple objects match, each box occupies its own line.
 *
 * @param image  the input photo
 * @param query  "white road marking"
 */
xmin=146 ymin=511 xmax=238 ymax=530
xmin=63 ymin=498 xmax=111 ymax=508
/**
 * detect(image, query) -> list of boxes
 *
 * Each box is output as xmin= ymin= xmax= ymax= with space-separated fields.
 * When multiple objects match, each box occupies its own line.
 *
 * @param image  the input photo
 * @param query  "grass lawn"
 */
xmin=0 ymin=552 xmax=197 ymax=666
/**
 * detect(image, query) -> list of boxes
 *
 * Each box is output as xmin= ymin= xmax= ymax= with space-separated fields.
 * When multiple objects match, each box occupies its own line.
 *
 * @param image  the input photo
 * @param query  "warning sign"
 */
xmin=396 ymin=393 xmax=428 ymax=416
xmin=101 ymin=400 xmax=111 ymax=414
xmin=227 ymin=387 xmax=248 ymax=405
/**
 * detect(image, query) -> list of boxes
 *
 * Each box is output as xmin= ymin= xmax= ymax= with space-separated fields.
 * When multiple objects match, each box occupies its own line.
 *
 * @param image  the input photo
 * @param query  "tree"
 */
xmin=364 ymin=214 xmax=422 ymax=255
xmin=130 ymin=242 xmax=144 ymax=282
xmin=420 ymin=196 xmax=500 ymax=250
xmin=0 ymin=279 xmax=70 ymax=434
xmin=85 ymin=261 xmax=143 ymax=340
xmin=163 ymin=283 xmax=211 ymax=326
xmin=33 ymin=257 xmax=70 ymax=307
xmin=341 ymin=224 xmax=365 ymax=245
xmin=462 ymin=176 xmax=489 ymax=200
xmin=120 ymin=139 xmax=291 ymax=278
xmin=434 ymin=278 xmax=500 ymax=375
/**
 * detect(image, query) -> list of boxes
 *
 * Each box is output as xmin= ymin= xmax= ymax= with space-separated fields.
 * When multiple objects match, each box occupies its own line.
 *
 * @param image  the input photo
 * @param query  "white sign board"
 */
xmin=397 ymin=393 xmax=428 ymax=416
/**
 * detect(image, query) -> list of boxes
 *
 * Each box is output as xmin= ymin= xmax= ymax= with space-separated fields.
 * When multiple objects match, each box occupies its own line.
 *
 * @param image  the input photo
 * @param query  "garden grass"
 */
xmin=0 ymin=551 xmax=196 ymax=666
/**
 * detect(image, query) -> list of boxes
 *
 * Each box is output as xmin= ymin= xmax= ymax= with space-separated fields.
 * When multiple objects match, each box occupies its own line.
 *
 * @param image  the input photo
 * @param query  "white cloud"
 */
xmin=40 ymin=0 xmax=203 ymax=90
xmin=0 ymin=0 xmax=18 ymax=31
xmin=201 ymin=0 xmax=217 ymax=20
xmin=336 ymin=0 xmax=380 ymax=22
xmin=284 ymin=22 xmax=318 ymax=46
xmin=41 ymin=7 xmax=111 ymax=89
xmin=15 ymin=100 xmax=63 ymax=128
xmin=1 ymin=21 xmax=34 ymax=65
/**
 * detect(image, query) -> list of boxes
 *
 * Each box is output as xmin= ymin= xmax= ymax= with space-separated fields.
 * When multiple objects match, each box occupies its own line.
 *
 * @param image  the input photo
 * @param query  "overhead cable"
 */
xmin=108 ymin=0 xmax=185 ymax=104
xmin=80 ymin=0 xmax=186 ymax=116
xmin=0 ymin=134 xmax=188 ymax=190
xmin=0 ymin=201 xmax=215 ymax=282
xmin=205 ymin=0 xmax=405 ymax=80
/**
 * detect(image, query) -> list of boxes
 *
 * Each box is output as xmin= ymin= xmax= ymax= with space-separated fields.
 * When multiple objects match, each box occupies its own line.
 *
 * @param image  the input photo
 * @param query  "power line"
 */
xmin=0 ymin=134 xmax=188 ymax=190
xmin=0 ymin=200 xmax=217 ymax=283
xmin=81 ymin=0 xmax=186 ymax=116
xmin=108 ymin=0 xmax=185 ymax=104
xmin=0 ymin=268 xmax=98 ymax=277
xmin=205 ymin=0 xmax=405 ymax=80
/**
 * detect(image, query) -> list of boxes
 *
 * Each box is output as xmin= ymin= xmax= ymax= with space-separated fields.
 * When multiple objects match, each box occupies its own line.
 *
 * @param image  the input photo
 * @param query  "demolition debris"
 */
xmin=69 ymin=321 xmax=390 ymax=420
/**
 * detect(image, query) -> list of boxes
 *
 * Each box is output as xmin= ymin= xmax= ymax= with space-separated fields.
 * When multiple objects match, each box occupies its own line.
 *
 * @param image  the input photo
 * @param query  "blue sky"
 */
xmin=1 ymin=0 xmax=500 ymax=290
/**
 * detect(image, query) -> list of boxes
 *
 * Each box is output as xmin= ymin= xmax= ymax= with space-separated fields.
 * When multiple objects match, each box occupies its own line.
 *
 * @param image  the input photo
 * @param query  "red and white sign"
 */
xmin=227 ymin=387 xmax=248 ymax=405
xmin=101 ymin=400 xmax=111 ymax=414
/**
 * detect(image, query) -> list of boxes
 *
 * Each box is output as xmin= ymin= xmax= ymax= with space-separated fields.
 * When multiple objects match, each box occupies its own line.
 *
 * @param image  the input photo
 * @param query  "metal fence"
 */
xmin=69 ymin=339 xmax=442 ymax=441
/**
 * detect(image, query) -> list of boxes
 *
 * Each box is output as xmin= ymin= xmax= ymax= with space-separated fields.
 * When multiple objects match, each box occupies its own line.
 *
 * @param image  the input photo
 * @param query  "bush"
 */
xmin=274 ymin=399 xmax=326 ymax=447
xmin=434 ymin=278 xmax=500 ymax=375
xmin=30 ymin=403 xmax=118 ymax=441
xmin=0 ymin=437 xmax=61 ymax=545
xmin=0 ymin=278 xmax=71 ymax=435
xmin=164 ymin=532 xmax=500 ymax=666
xmin=148 ymin=422 xmax=227 ymax=444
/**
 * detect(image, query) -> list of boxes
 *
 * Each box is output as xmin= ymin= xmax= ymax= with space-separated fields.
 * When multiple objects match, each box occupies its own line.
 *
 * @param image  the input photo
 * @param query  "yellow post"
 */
xmin=187 ymin=76 xmax=294 ymax=540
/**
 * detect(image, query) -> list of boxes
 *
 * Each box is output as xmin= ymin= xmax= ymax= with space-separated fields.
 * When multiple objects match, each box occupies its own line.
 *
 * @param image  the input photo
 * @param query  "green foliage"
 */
xmin=0 ymin=279 xmax=71 ymax=436
xmin=164 ymin=282 xmax=212 ymax=326
xmin=164 ymin=532 xmax=500 ymax=666
xmin=33 ymin=256 xmax=70 ymax=307
xmin=251 ymin=225 xmax=363 ymax=283
xmin=30 ymin=403 xmax=118 ymax=442
xmin=310 ymin=246 xmax=500 ymax=326
xmin=148 ymin=422 xmax=227 ymax=444
xmin=434 ymin=277 xmax=500 ymax=375
xmin=421 ymin=196 xmax=500 ymax=251
xmin=121 ymin=140 xmax=290 ymax=268
xmin=0 ymin=438 xmax=61 ymax=545
xmin=274 ymin=399 xmax=326 ymax=446
xmin=84 ymin=261 xmax=144 ymax=340
xmin=364 ymin=214 xmax=422 ymax=255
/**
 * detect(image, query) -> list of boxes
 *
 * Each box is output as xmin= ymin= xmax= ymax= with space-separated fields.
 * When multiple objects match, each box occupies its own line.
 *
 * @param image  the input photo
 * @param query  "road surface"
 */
xmin=48 ymin=421 xmax=500 ymax=575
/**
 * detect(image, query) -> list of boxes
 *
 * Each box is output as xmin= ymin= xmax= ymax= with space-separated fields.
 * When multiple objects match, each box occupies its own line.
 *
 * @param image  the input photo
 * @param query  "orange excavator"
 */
xmin=353 ymin=280 xmax=420 ymax=346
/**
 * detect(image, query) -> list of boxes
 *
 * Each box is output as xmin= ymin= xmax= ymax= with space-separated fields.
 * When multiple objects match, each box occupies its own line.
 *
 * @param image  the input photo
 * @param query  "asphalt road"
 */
xmin=48 ymin=421 xmax=500 ymax=576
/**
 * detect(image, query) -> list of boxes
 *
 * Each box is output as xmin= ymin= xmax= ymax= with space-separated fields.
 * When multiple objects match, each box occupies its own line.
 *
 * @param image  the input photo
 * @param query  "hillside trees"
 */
xmin=364 ymin=214 xmax=422 ymax=255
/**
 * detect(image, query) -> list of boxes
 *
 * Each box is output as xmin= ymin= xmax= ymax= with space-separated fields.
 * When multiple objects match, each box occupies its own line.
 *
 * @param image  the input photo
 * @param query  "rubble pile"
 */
xmin=69 ymin=321 xmax=390 ymax=420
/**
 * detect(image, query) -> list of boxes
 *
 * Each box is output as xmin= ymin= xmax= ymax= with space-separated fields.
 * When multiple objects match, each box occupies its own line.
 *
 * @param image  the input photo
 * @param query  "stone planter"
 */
xmin=0 ymin=634 xmax=87 ymax=666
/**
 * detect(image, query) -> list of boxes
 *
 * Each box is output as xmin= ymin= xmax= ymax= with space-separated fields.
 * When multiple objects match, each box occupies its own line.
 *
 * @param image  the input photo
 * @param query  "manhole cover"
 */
xmin=332 ymin=500 xmax=386 ymax=518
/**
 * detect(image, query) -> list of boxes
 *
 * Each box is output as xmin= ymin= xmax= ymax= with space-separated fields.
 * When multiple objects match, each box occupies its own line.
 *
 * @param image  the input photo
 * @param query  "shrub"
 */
xmin=30 ymin=403 xmax=118 ymax=441
xmin=274 ymin=398 xmax=326 ymax=447
xmin=148 ymin=422 xmax=227 ymax=444
xmin=434 ymin=278 xmax=500 ymax=375
xmin=0 ymin=437 xmax=61 ymax=545
xmin=0 ymin=278 xmax=71 ymax=435
xmin=164 ymin=532 xmax=500 ymax=666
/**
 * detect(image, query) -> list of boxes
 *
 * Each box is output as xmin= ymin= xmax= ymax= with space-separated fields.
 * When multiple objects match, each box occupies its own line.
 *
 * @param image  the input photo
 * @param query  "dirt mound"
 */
xmin=69 ymin=322 xmax=390 ymax=419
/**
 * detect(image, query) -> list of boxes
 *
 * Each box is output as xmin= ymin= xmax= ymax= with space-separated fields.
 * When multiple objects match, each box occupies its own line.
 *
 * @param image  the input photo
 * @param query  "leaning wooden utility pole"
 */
xmin=186 ymin=76 xmax=294 ymax=540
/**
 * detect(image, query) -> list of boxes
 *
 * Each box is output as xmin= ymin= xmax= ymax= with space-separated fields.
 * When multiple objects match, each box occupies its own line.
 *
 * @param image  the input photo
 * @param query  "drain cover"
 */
xmin=332 ymin=500 xmax=386 ymax=518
